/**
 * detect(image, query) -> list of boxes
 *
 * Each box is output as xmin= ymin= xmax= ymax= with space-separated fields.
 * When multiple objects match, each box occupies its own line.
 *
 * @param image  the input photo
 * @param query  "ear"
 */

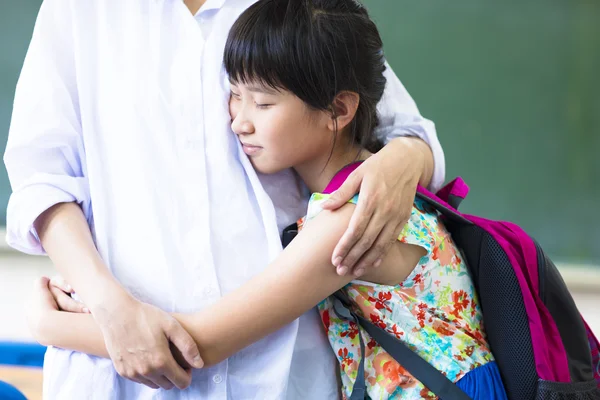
xmin=327 ymin=91 xmax=360 ymax=133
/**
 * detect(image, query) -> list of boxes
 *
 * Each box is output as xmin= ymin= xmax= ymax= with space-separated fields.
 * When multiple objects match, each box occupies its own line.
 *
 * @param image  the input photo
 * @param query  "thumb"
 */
xmin=165 ymin=321 xmax=204 ymax=369
xmin=321 ymin=171 xmax=362 ymax=210
xmin=35 ymin=276 xmax=51 ymax=291
xmin=35 ymin=276 xmax=57 ymax=305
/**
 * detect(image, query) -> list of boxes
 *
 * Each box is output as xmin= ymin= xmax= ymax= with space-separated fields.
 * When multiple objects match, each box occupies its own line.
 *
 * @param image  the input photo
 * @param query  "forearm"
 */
xmin=40 ymin=207 xmax=353 ymax=366
xmin=34 ymin=202 xmax=129 ymax=311
xmin=37 ymin=310 xmax=108 ymax=357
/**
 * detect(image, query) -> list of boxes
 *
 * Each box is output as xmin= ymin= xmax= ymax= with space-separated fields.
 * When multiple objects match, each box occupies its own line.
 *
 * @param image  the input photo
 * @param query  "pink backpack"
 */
xmin=415 ymin=178 xmax=600 ymax=399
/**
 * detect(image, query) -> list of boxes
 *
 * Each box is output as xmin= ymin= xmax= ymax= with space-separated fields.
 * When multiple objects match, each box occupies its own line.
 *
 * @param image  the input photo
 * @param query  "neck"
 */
xmin=294 ymin=143 xmax=372 ymax=194
xmin=184 ymin=0 xmax=208 ymax=15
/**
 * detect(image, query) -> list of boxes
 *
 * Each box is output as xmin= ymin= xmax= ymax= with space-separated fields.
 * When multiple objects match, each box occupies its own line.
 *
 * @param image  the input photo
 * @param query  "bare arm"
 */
xmin=34 ymin=203 xmax=423 ymax=367
xmin=35 ymin=203 xmax=126 ymax=311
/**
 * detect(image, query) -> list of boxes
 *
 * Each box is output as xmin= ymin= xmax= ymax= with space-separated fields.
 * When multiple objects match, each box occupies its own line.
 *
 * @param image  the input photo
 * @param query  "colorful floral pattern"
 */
xmin=303 ymin=194 xmax=495 ymax=400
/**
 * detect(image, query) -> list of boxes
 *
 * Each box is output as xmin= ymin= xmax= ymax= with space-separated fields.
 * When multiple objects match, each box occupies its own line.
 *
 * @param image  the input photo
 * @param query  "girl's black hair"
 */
xmin=224 ymin=0 xmax=386 ymax=153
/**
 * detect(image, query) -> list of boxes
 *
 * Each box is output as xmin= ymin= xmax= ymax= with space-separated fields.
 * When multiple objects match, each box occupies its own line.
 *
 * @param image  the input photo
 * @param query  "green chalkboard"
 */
xmin=1 ymin=0 xmax=599 ymax=264
xmin=1 ymin=0 xmax=44 ymax=227
xmin=361 ymin=0 xmax=600 ymax=264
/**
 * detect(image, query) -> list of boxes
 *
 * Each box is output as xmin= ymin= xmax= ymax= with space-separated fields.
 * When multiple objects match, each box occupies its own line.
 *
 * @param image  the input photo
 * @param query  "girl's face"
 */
xmin=229 ymin=81 xmax=333 ymax=175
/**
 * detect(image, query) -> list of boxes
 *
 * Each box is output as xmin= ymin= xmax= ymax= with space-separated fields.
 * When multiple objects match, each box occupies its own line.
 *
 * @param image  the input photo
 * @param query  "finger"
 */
xmin=146 ymin=372 xmax=175 ymax=390
xmin=164 ymin=321 xmax=204 ymax=369
xmin=118 ymin=366 xmax=160 ymax=389
xmin=133 ymin=376 xmax=160 ymax=390
xmin=321 ymin=170 xmax=363 ymax=211
xmin=353 ymin=221 xmax=398 ymax=275
xmin=33 ymin=276 xmax=59 ymax=308
xmin=49 ymin=276 xmax=73 ymax=293
xmin=332 ymin=195 xmax=376 ymax=273
xmin=170 ymin=341 xmax=193 ymax=369
xmin=160 ymin=357 xmax=193 ymax=390
xmin=49 ymin=285 xmax=88 ymax=313
xmin=338 ymin=207 xmax=388 ymax=274
xmin=33 ymin=276 xmax=50 ymax=291
xmin=355 ymin=216 xmax=407 ymax=273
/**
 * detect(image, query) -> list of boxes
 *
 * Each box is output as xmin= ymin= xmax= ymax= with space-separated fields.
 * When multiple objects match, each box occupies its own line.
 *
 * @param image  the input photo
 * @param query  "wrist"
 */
xmin=86 ymin=279 xmax=134 ymax=320
xmin=392 ymin=136 xmax=432 ymax=187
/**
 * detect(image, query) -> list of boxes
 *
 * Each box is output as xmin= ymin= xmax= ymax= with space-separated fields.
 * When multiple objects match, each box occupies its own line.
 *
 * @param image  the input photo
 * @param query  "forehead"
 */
xmin=229 ymin=78 xmax=282 ymax=95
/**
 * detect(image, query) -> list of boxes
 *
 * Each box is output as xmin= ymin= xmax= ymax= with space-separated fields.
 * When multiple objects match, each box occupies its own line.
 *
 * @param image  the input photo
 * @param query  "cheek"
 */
xmin=228 ymin=99 xmax=238 ymax=121
xmin=255 ymin=107 xmax=330 ymax=170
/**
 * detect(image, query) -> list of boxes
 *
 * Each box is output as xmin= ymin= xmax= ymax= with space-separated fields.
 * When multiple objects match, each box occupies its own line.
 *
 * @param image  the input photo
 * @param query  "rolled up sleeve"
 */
xmin=3 ymin=0 xmax=90 ymax=255
xmin=375 ymin=62 xmax=446 ymax=192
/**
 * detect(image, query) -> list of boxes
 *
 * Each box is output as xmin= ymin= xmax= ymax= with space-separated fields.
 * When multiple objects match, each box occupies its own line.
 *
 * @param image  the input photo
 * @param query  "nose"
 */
xmin=230 ymin=103 xmax=254 ymax=136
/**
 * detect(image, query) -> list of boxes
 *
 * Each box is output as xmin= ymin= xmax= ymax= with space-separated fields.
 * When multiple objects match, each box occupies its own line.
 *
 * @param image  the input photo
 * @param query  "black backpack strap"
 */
xmin=281 ymin=222 xmax=299 ymax=248
xmin=415 ymin=188 xmax=472 ymax=225
xmin=333 ymin=291 xmax=472 ymax=400
xmin=331 ymin=295 xmax=367 ymax=400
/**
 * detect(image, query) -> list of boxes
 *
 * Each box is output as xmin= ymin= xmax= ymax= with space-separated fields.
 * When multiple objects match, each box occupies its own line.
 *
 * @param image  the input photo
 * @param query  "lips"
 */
xmin=241 ymin=142 xmax=262 ymax=156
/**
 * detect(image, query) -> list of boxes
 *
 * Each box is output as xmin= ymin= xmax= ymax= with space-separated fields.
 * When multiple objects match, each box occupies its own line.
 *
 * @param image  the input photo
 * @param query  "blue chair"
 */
xmin=0 ymin=341 xmax=46 ymax=400
xmin=0 ymin=342 xmax=46 ymax=368
xmin=0 ymin=381 xmax=27 ymax=400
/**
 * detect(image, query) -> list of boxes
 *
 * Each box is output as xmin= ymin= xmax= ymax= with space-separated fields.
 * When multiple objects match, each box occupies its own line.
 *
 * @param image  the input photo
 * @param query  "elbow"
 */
xmin=27 ymin=314 xmax=51 ymax=348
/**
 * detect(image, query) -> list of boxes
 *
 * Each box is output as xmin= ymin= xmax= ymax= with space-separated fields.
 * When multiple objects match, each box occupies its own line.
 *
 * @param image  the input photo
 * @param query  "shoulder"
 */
xmin=304 ymin=193 xmax=358 ymax=223
xmin=290 ymin=200 xmax=355 ymax=258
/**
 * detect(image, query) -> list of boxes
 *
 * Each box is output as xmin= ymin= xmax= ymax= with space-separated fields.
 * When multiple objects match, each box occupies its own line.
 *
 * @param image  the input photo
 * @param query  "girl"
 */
xmin=29 ymin=0 xmax=507 ymax=398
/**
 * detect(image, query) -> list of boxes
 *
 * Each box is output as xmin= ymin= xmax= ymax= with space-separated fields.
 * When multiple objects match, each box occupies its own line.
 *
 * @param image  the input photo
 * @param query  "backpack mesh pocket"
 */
xmin=535 ymin=379 xmax=600 ymax=400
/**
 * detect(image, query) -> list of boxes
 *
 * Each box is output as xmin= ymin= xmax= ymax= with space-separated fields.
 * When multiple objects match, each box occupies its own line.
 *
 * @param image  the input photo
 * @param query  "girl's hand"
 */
xmin=48 ymin=275 xmax=90 ymax=314
xmin=321 ymin=137 xmax=434 ymax=276
xmin=26 ymin=276 xmax=59 ymax=343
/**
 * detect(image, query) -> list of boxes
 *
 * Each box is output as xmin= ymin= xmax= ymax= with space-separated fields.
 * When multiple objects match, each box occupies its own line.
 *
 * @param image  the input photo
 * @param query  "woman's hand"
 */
xmin=91 ymin=289 xmax=204 ymax=390
xmin=321 ymin=137 xmax=434 ymax=276
xmin=35 ymin=277 xmax=204 ymax=390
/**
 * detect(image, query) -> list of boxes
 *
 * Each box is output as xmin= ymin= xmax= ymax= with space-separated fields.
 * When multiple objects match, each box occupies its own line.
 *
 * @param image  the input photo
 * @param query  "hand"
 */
xmin=48 ymin=275 xmax=90 ymax=313
xmin=321 ymin=137 xmax=433 ymax=276
xmin=92 ymin=292 xmax=204 ymax=390
xmin=26 ymin=276 xmax=59 ymax=343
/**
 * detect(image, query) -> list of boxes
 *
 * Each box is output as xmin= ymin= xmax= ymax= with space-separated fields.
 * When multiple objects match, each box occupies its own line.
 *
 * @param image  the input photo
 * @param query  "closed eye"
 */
xmin=255 ymin=103 xmax=273 ymax=109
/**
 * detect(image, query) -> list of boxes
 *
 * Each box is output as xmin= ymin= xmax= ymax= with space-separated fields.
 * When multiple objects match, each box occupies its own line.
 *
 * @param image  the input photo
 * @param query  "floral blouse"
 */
xmin=301 ymin=193 xmax=495 ymax=400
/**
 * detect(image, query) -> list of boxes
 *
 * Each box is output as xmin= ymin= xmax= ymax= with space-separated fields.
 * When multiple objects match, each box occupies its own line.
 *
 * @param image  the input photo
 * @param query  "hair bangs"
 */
xmin=224 ymin=1 xmax=297 ymax=91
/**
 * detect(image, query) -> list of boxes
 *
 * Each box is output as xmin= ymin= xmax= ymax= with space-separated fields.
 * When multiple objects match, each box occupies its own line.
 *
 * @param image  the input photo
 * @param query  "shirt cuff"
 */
xmin=6 ymin=175 xmax=91 ymax=255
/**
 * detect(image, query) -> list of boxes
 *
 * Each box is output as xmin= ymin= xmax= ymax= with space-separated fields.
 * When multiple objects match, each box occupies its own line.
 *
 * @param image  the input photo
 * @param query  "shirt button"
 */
xmin=203 ymin=286 xmax=214 ymax=296
xmin=213 ymin=374 xmax=223 ymax=384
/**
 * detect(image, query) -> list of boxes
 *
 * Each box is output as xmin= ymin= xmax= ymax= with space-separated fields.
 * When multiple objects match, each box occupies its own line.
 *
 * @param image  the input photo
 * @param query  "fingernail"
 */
xmin=337 ymin=266 xmax=348 ymax=276
xmin=355 ymin=268 xmax=365 ymax=277
xmin=193 ymin=355 xmax=204 ymax=368
xmin=333 ymin=257 xmax=342 ymax=267
xmin=82 ymin=307 xmax=90 ymax=314
xmin=65 ymin=284 xmax=73 ymax=292
xmin=374 ymin=259 xmax=383 ymax=268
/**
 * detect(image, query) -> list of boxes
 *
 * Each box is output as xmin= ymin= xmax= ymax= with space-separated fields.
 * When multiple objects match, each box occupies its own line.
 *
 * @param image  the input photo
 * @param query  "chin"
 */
xmin=250 ymin=159 xmax=287 ymax=175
